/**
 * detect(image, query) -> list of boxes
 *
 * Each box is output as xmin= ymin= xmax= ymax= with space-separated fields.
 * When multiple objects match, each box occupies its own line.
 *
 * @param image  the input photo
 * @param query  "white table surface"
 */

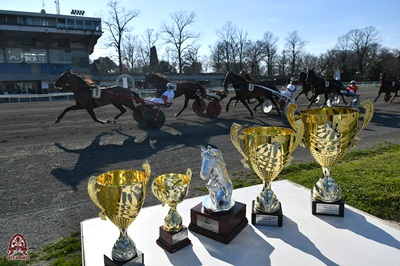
xmin=81 ymin=180 xmax=400 ymax=266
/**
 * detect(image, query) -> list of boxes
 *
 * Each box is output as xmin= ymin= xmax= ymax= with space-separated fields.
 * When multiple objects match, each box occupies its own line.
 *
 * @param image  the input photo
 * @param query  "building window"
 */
xmin=58 ymin=39 xmax=70 ymax=48
xmin=15 ymin=38 xmax=37 ymax=47
xmin=0 ymin=49 xmax=4 ymax=63
xmin=6 ymin=48 xmax=23 ymax=63
xmin=49 ymin=49 xmax=71 ymax=63
xmin=22 ymin=49 xmax=47 ymax=63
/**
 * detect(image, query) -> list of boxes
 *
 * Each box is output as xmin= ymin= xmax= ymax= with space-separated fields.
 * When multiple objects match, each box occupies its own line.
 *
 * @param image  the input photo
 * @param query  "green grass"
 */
xmin=2 ymin=143 xmax=399 ymax=265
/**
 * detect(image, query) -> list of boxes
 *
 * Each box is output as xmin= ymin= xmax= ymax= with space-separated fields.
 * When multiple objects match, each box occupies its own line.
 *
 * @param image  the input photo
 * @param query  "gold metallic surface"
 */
xmin=230 ymin=123 xmax=304 ymax=213
xmin=87 ymin=161 xmax=151 ymax=261
xmin=151 ymin=169 xmax=192 ymax=232
xmin=286 ymin=101 xmax=374 ymax=202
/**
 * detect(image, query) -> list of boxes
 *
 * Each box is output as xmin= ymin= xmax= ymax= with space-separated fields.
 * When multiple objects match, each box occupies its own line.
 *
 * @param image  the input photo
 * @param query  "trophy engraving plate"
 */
xmin=171 ymin=228 xmax=188 ymax=245
xmin=312 ymin=191 xmax=344 ymax=217
xmin=156 ymin=225 xmax=191 ymax=253
xmin=196 ymin=215 xmax=219 ymax=233
xmin=251 ymin=201 xmax=283 ymax=227
xmin=189 ymin=201 xmax=248 ymax=244
xmin=104 ymin=251 xmax=144 ymax=266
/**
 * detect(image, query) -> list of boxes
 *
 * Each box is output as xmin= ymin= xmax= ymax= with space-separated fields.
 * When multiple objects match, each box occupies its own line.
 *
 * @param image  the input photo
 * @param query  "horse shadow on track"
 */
xmin=50 ymin=116 xmax=255 ymax=191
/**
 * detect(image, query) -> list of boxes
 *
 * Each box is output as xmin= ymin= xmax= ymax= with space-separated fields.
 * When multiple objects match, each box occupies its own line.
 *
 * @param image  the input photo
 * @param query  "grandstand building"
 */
xmin=0 ymin=9 xmax=102 ymax=94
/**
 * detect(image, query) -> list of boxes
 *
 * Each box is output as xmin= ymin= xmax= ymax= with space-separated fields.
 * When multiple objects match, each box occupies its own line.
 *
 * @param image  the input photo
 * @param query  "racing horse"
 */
xmin=222 ymin=71 xmax=281 ymax=117
xmin=142 ymin=72 xmax=207 ymax=117
xmin=200 ymin=146 xmax=234 ymax=212
xmin=54 ymin=69 xmax=143 ymax=124
xmin=373 ymin=72 xmax=400 ymax=103
xmin=306 ymin=69 xmax=347 ymax=109
xmin=295 ymin=71 xmax=312 ymax=101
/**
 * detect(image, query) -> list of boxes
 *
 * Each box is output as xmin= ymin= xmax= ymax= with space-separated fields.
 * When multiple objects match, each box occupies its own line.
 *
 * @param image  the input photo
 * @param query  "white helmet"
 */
xmin=350 ymin=80 xmax=356 ymax=84
xmin=166 ymin=82 xmax=176 ymax=90
xmin=290 ymin=77 xmax=297 ymax=82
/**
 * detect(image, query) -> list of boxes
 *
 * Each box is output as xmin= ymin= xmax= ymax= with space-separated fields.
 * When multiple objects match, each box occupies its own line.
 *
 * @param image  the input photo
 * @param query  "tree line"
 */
xmin=91 ymin=0 xmax=400 ymax=82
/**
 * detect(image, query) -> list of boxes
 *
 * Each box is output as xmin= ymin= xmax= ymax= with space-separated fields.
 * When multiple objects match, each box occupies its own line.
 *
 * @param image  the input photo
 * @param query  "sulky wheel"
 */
xmin=144 ymin=108 xmax=165 ymax=129
xmin=192 ymin=99 xmax=206 ymax=114
xmin=206 ymin=101 xmax=221 ymax=118
xmin=261 ymin=99 xmax=273 ymax=114
xmin=132 ymin=106 xmax=145 ymax=124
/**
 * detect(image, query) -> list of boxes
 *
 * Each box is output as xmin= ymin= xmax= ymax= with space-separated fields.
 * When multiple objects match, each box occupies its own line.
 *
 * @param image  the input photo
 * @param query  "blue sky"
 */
xmin=2 ymin=0 xmax=400 ymax=61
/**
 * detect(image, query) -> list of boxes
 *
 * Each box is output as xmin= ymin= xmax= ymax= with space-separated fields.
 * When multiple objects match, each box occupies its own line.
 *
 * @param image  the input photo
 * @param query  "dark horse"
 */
xmin=222 ymin=71 xmax=281 ymax=117
xmin=373 ymin=73 xmax=400 ymax=103
xmin=306 ymin=69 xmax=347 ymax=109
xmin=142 ymin=72 xmax=206 ymax=117
xmin=54 ymin=69 xmax=143 ymax=124
xmin=295 ymin=71 xmax=312 ymax=101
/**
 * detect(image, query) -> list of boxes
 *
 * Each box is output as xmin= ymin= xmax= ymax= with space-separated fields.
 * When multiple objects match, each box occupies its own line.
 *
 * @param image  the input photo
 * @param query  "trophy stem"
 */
xmin=165 ymin=205 xmax=182 ymax=232
xmin=111 ymin=228 xmax=137 ymax=261
xmin=255 ymin=180 xmax=280 ymax=213
xmin=263 ymin=180 xmax=272 ymax=190
xmin=312 ymin=167 xmax=342 ymax=202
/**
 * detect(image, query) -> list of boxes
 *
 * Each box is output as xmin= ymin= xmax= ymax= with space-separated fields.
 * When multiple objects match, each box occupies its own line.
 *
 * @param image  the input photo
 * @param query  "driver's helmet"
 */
xmin=166 ymin=82 xmax=176 ymax=90
xmin=290 ymin=77 xmax=297 ymax=83
xmin=350 ymin=80 xmax=356 ymax=84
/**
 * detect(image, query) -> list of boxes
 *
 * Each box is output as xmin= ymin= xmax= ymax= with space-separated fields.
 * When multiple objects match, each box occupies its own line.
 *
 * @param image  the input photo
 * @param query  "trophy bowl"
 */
xmin=87 ymin=161 xmax=150 ymax=262
xmin=231 ymin=123 xmax=304 ymax=215
xmin=286 ymin=102 xmax=374 ymax=213
xmin=151 ymin=169 xmax=192 ymax=232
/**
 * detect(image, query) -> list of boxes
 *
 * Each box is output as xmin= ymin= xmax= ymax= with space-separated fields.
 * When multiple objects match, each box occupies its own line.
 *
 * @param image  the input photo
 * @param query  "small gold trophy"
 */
xmin=286 ymin=101 xmax=374 ymax=216
xmin=87 ymin=161 xmax=150 ymax=265
xmin=151 ymin=169 xmax=192 ymax=253
xmin=231 ymin=123 xmax=304 ymax=226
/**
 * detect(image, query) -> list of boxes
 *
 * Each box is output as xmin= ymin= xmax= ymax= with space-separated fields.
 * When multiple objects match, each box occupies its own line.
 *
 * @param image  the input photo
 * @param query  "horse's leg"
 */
xmin=55 ymin=104 xmax=83 ymax=123
xmin=175 ymin=97 xmax=189 ymax=117
xmin=271 ymin=98 xmax=282 ymax=115
xmin=295 ymin=91 xmax=303 ymax=101
xmin=307 ymin=94 xmax=316 ymax=109
xmin=373 ymin=92 xmax=381 ymax=102
xmin=226 ymin=97 xmax=236 ymax=112
xmin=86 ymin=107 xmax=109 ymax=124
xmin=240 ymin=99 xmax=254 ymax=117
xmin=112 ymin=103 xmax=126 ymax=124
xmin=339 ymin=91 xmax=347 ymax=105
xmin=390 ymin=90 xmax=398 ymax=103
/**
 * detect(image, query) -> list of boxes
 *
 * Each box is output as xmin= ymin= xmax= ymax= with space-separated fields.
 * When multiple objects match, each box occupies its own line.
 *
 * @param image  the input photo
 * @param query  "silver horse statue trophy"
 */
xmin=200 ymin=146 xmax=235 ymax=213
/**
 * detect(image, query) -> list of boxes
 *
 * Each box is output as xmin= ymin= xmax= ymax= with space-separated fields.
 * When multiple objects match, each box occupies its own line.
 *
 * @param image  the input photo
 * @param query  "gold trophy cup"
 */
xmin=231 ymin=122 xmax=304 ymax=226
xmin=151 ymin=169 xmax=192 ymax=253
xmin=87 ymin=161 xmax=151 ymax=264
xmin=286 ymin=101 xmax=374 ymax=216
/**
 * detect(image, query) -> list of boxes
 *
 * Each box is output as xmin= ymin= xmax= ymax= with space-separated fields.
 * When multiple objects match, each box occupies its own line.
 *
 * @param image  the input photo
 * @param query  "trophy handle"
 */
xmin=286 ymin=103 xmax=300 ymax=130
xmin=87 ymin=176 xmax=107 ymax=220
xmin=142 ymin=160 xmax=151 ymax=184
xmin=186 ymin=168 xmax=192 ymax=181
xmin=356 ymin=100 xmax=374 ymax=137
xmin=292 ymin=118 xmax=305 ymax=151
xmin=230 ymin=123 xmax=250 ymax=168
xmin=151 ymin=179 xmax=165 ymax=207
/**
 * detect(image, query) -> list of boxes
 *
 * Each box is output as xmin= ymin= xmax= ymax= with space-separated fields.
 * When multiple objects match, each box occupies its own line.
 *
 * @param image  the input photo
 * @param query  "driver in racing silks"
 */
xmin=147 ymin=82 xmax=175 ymax=106
xmin=281 ymin=77 xmax=297 ymax=98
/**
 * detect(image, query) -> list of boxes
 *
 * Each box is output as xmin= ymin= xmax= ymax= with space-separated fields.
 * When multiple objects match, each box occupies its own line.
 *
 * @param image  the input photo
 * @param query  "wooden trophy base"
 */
xmin=188 ymin=201 xmax=248 ymax=244
xmin=156 ymin=225 xmax=191 ymax=253
xmin=311 ymin=191 xmax=345 ymax=217
xmin=104 ymin=250 xmax=144 ymax=266
xmin=251 ymin=201 xmax=283 ymax=227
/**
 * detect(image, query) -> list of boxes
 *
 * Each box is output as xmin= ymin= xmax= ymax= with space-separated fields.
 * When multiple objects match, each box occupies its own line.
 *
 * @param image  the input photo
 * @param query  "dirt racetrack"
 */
xmin=1 ymin=86 xmax=399 ymax=254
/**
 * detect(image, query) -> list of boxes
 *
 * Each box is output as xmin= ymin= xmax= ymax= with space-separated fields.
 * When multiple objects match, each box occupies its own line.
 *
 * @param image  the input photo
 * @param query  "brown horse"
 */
xmin=295 ymin=71 xmax=312 ymax=101
xmin=373 ymin=73 xmax=400 ymax=103
xmin=142 ymin=72 xmax=206 ymax=117
xmin=222 ymin=71 xmax=281 ymax=117
xmin=306 ymin=69 xmax=347 ymax=109
xmin=54 ymin=69 xmax=144 ymax=124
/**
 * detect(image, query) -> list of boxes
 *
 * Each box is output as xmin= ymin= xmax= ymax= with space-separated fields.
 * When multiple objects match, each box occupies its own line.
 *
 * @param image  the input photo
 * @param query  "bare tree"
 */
xmin=262 ymin=31 xmax=279 ymax=77
xmin=215 ymin=21 xmax=238 ymax=72
xmin=138 ymin=29 xmax=160 ymax=68
xmin=284 ymin=31 xmax=308 ymax=76
xmin=245 ymin=40 xmax=265 ymax=76
xmin=122 ymin=34 xmax=140 ymax=73
xmin=160 ymin=11 xmax=201 ymax=73
xmin=103 ymin=0 xmax=139 ymax=73
xmin=345 ymin=26 xmax=381 ymax=74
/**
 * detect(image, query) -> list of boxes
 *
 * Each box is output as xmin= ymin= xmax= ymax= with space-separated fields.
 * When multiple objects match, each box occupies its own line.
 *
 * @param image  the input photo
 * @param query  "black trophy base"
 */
xmin=188 ymin=201 xmax=248 ymax=244
xmin=104 ymin=250 xmax=144 ymax=266
xmin=311 ymin=192 xmax=345 ymax=217
xmin=251 ymin=201 xmax=283 ymax=227
xmin=156 ymin=225 xmax=191 ymax=253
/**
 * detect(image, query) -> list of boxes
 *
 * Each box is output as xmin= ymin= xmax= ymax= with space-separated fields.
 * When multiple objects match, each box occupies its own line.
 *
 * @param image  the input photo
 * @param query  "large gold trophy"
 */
xmin=151 ymin=169 xmax=192 ymax=253
xmin=287 ymin=101 xmax=374 ymax=216
xmin=231 ymin=122 xmax=304 ymax=226
xmin=87 ymin=161 xmax=150 ymax=265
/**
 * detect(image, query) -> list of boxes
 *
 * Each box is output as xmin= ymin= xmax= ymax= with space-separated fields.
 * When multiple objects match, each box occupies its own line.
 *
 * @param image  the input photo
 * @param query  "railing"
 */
xmin=0 ymin=93 xmax=74 ymax=103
